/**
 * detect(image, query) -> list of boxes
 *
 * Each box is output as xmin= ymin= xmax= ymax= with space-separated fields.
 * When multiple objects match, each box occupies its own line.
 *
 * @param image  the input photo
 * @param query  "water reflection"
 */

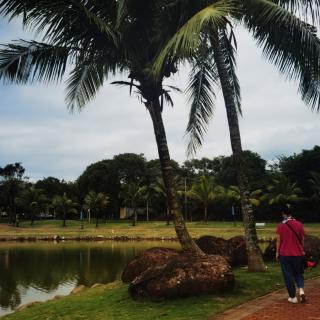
xmin=0 ymin=241 xmax=178 ymax=316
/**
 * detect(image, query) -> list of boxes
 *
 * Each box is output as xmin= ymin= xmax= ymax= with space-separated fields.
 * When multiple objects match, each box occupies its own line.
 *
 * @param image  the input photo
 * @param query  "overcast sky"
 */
xmin=0 ymin=17 xmax=319 ymax=182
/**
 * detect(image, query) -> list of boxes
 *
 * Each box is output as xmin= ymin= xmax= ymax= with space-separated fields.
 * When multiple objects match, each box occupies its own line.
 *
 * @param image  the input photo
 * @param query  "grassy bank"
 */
xmin=3 ymin=263 xmax=320 ymax=320
xmin=0 ymin=220 xmax=320 ymax=240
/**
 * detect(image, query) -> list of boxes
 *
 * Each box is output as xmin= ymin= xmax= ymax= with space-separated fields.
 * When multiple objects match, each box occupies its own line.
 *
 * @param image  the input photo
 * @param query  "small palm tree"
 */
xmin=153 ymin=177 xmax=182 ymax=225
xmin=84 ymin=191 xmax=109 ymax=228
xmin=266 ymin=174 xmax=303 ymax=207
xmin=17 ymin=187 xmax=47 ymax=225
xmin=120 ymin=183 xmax=146 ymax=226
xmin=52 ymin=193 xmax=77 ymax=227
xmin=309 ymin=172 xmax=320 ymax=203
xmin=187 ymin=175 xmax=224 ymax=224
xmin=227 ymin=186 xmax=263 ymax=208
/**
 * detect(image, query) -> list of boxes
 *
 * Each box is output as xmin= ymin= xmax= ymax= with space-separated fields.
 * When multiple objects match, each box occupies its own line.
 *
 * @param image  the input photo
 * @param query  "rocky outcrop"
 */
xmin=129 ymin=253 xmax=234 ymax=299
xmin=195 ymin=235 xmax=247 ymax=267
xmin=264 ymin=235 xmax=320 ymax=262
xmin=121 ymin=247 xmax=179 ymax=283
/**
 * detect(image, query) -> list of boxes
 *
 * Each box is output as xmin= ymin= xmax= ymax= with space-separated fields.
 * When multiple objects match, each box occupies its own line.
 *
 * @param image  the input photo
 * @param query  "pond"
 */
xmin=0 ymin=241 xmax=178 ymax=316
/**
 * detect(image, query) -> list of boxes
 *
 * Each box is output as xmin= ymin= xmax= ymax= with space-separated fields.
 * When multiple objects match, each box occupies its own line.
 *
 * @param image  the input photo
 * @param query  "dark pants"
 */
xmin=279 ymin=256 xmax=304 ymax=298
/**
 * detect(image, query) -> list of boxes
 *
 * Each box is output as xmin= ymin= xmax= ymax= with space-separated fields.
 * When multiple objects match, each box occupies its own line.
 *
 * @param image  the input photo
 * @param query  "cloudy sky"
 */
xmin=0 ymin=17 xmax=319 ymax=182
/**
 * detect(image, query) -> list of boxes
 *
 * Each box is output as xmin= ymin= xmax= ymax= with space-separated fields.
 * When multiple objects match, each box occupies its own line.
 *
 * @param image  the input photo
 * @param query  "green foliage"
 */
xmin=309 ymin=172 xmax=320 ymax=202
xmin=265 ymin=174 xmax=303 ymax=206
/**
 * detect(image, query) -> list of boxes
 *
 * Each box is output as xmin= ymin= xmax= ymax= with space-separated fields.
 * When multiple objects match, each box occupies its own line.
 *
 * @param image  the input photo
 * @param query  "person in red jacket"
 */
xmin=276 ymin=205 xmax=305 ymax=303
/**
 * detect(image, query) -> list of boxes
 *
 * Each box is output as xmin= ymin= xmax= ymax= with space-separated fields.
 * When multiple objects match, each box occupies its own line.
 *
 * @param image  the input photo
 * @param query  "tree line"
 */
xmin=1 ymin=146 xmax=319 ymax=226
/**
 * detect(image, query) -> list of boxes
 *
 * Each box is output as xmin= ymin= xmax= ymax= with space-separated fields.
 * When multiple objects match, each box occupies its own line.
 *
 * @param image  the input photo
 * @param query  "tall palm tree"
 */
xmin=84 ymin=191 xmax=109 ymax=228
xmin=0 ymin=0 xmax=202 ymax=254
xmin=154 ymin=0 xmax=320 ymax=271
xmin=187 ymin=175 xmax=224 ymax=223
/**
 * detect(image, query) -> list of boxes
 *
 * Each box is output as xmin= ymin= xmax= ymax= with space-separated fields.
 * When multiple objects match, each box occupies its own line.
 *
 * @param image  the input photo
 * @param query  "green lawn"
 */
xmin=3 ymin=264 xmax=320 ymax=320
xmin=1 ymin=220 xmax=320 ymax=240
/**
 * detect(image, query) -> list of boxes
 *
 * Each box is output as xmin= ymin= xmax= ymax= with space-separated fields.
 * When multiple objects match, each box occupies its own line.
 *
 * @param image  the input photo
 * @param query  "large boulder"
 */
xmin=196 ymin=235 xmax=247 ymax=267
xmin=121 ymin=247 xmax=179 ymax=283
xmin=263 ymin=235 xmax=320 ymax=262
xmin=227 ymin=236 xmax=247 ymax=266
xmin=195 ymin=236 xmax=231 ymax=259
xmin=129 ymin=253 xmax=234 ymax=299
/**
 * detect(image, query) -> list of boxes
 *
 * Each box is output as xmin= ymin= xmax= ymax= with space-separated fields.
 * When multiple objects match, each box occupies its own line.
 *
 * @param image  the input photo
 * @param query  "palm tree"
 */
xmin=120 ymin=183 xmax=146 ymax=226
xmin=154 ymin=0 xmax=320 ymax=271
xmin=84 ymin=191 xmax=109 ymax=228
xmin=309 ymin=172 xmax=320 ymax=203
xmin=0 ymin=0 xmax=202 ymax=254
xmin=52 ymin=193 xmax=77 ymax=227
xmin=187 ymin=175 xmax=224 ymax=223
xmin=17 ymin=187 xmax=47 ymax=226
xmin=153 ymin=176 xmax=182 ymax=225
xmin=227 ymin=186 xmax=263 ymax=208
xmin=266 ymin=174 xmax=303 ymax=207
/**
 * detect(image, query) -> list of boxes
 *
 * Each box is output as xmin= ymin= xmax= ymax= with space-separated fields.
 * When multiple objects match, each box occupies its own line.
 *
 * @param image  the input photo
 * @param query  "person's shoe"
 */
xmin=288 ymin=297 xmax=298 ymax=304
xmin=300 ymin=294 xmax=306 ymax=303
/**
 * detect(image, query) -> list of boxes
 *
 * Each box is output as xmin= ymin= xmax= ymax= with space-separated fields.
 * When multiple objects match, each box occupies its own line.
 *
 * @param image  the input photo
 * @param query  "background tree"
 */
xmin=52 ymin=193 xmax=77 ymax=227
xmin=265 ymin=174 xmax=303 ymax=208
xmin=310 ymin=172 xmax=320 ymax=204
xmin=120 ymin=183 xmax=146 ymax=226
xmin=84 ymin=191 xmax=109 ymax=227
xmin=187 ymin=175 xmax=224 ymax=223
xmin=0 ymin=163 xmax=25 ymax=225
xmin=17 ymin=187 xmax=48 ymax=225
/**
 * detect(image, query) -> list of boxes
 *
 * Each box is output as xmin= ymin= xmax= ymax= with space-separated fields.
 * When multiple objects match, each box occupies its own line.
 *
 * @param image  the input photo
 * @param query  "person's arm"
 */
xmin=276 ymin=234 xmax=280 ymax=260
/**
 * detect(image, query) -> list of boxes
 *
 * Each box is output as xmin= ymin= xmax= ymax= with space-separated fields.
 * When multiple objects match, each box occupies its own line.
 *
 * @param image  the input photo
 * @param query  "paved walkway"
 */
xmin=211 ymin=277 xmax=320 ymax=320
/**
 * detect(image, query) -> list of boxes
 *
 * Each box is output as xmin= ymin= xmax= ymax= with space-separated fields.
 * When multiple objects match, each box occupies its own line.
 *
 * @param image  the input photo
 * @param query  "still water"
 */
xmin=0 ymin=241 xmax=178 ymax=316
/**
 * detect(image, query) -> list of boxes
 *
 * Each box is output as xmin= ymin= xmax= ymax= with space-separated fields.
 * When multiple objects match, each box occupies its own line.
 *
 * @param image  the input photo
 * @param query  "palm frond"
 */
xmin=69 ymin=0 xmax=116 ymax=41
xmin=0 ymin=1 xmax=117 ymax=46
xmin=0 ymin=40 xmax=70 ymax=84
xmin=66 ymin=61 xmax=105 ymax=111
xmin=116 ymin=0 xmax=128 ymax=28
xmin=220 ymin=28 xmax=242 ymax=115
xmin=186 ymin=46 xmax=219 ymax=157
xmin=111 ymin=80 xmax=141 ymax=97
xmin=275 ymin=0 xmax=320 ymax=26
xmin=243 ymin=0 xmax=320 ymax=111
xmin=165 ymin=85 xmax=182 ymax=93
xmin=153 ymin=0 xmax=235 ymax=76
xmin=162 ymin=89 xmax=174 ymax=107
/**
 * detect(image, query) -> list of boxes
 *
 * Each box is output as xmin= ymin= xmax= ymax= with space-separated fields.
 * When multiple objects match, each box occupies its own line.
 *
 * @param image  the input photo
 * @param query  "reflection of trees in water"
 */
xmin=0 ymin=243 xmax=161 ymax=310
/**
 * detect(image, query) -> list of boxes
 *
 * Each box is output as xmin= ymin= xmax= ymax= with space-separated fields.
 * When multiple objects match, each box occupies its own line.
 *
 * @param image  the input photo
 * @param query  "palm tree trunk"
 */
xmin=96 ymin=210 xmax=99 ymax=228
xmin=146 ymin=200 xmax=149 ymax=222
xmin=147 ymin=99 xmax=203 ymax=255
xmin=63 ymin=207 xmax=66 ymax=227
xmin=166 ymin=201 xmax=170 ymax=226
xmin=212 ymin=37 xmax=265 ymax=271
xmin=204 ymin=205 xmax=208 ymax=224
